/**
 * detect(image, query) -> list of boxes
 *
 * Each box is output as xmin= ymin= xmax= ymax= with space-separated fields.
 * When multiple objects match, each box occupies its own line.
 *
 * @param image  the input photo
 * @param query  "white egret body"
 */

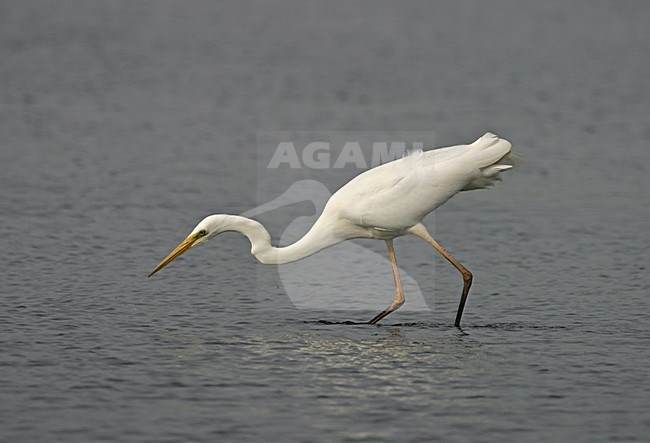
xmin=240 ymin=180 xmax=429 ymax=312
xmin=150 ymin=132 xmax=514 ymax=326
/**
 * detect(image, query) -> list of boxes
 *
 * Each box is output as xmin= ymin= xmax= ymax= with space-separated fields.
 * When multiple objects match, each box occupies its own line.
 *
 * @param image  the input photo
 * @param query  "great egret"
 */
xmin=149 ymin=132 xmax=514 ymax=326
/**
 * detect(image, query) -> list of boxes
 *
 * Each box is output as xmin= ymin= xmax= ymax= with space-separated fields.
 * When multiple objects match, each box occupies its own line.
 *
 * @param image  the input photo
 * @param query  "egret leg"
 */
xmin=408 ymin=224 xmax=473 ymax=327
xmin=368 ymin=239 xmax=405 ymax=325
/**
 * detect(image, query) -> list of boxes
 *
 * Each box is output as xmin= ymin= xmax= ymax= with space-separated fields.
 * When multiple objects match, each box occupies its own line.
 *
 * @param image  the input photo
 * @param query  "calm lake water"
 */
xmin=1 ymin=1 xmax=649 ymax=441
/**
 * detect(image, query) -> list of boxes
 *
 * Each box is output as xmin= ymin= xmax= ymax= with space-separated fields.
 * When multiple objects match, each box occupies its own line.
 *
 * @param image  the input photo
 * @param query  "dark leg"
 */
xmin=408 ymin=224 xmax=473 ymax=327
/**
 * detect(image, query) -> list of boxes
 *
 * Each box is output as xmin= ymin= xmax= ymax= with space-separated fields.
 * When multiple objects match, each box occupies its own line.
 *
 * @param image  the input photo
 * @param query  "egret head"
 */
xmin=148 ymin=214 xmax=230 ymax=277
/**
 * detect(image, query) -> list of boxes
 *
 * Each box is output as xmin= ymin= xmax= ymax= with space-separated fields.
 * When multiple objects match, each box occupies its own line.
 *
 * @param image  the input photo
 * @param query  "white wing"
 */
xmin=328 ymin=133 xmax=513 ymax=230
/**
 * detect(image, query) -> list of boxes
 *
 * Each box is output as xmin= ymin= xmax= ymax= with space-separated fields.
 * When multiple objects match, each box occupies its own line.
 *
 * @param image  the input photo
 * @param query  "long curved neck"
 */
xmin=222 ymin=215 xmax=342 ymax=265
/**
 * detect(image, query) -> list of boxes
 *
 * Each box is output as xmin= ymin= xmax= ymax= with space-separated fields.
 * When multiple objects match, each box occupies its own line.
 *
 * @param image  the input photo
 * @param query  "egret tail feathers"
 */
xmin=469 ymin=132 xmax=513 ymax=168
xmin=462 ymin=133 xmax=515 ymax=191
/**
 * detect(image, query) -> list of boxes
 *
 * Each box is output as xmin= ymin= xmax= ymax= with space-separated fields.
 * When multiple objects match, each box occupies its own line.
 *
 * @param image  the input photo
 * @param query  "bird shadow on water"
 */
xmin=312 ymin=319 xmax=371 ymax=326
xmin=306 ymin=319 xmax=454 ymax=330
xmin=301 ymin=318 xmax=474 ymax=339
xmin=301 ymin=318 xmax=577 ymax=336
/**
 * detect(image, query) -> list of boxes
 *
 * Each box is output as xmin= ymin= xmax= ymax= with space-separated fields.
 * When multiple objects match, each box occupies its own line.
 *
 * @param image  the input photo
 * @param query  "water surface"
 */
xmin=1 ymin=1 xmax=648 ymax=441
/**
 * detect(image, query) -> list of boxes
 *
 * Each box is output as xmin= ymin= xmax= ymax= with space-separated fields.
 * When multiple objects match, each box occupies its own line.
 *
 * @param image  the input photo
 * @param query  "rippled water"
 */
xmin=1 ymin=1 xmax=649 ymax=441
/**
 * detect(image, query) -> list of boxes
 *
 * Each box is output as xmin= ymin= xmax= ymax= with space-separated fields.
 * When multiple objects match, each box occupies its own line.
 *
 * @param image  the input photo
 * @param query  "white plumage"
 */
xmin=149 ymin=132 xmax=514 ymax=326
xmin=332 ymin=132 xmax=512 ymax=233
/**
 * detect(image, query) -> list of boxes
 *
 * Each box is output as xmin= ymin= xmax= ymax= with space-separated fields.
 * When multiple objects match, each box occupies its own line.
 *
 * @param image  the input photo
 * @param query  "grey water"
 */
xmin=1 ymin=1 xmax=649 ymax=441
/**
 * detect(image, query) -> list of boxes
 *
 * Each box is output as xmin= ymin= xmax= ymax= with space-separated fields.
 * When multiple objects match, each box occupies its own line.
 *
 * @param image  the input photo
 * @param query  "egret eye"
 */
xmin=197 ymin=229 xmax=208 ymax=237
